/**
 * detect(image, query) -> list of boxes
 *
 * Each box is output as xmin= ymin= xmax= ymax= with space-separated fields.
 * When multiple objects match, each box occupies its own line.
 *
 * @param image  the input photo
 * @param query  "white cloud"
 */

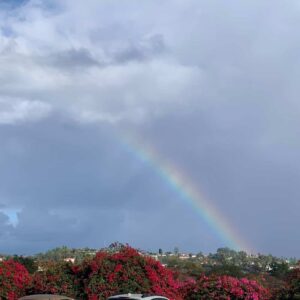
xmin=1 ymin=0 xmax=299 ymax=127
xmin=0 ymin=97 xmax=51 ymax=124
xmin=0 ymin=0 xmax=205 ymax=125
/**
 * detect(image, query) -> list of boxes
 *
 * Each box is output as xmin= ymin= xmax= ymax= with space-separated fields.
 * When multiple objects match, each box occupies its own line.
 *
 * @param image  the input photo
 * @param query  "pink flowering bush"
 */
xmin=0 ymin=260 xmax=31 ymax=300
xmin=74 ymin=246 xmax=270 ymax=300
xmin=75 ymin=246 xmax=182 ymax=300
xmin=29 ymin=261 xmax=77 ymax=298
xmin=179 ymin=275 xmax=271 ymax=300
xmin=0 ymin=245 xmax=274 ymax=300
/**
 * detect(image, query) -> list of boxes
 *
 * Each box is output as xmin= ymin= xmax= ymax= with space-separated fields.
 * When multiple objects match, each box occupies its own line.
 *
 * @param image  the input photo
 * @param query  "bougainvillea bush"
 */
xmin=0 ymin=259 xmax=31 ymax=300
xmin=74 ymin=246 xmax=182 ymax=300
xmin=29 ymin=261 xmax=77 ymax=298
xmin=0 ymin=245 xmax=275 ymax=300
xmin=27 ymin=246 xmax=182 ymax=299
xmin=179 ymin=275 xmax=271 ymax=300
xmin=28 ymin=246 xmax=272 ymax=300
xmin=273 ymin=268 xmax=300 ymax=299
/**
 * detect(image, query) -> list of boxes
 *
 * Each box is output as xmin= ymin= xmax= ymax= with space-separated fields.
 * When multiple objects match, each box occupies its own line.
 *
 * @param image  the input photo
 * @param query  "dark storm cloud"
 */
xmin=37 ymin=35 xmax=165 ymax=71
xmin=136 ymin=106 xmax=300 ymax=256
xmin=45 ymin=48 xmax=101 ymax=69
xmin=0 ymin=118 xmax=216 ymax=254
xmin=0 ymin=0 xmax=300 ymax=256
xmin=112 ymin=35 xmax=166 ymax=64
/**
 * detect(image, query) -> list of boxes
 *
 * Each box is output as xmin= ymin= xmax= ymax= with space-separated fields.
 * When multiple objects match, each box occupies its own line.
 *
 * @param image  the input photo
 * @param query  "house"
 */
xmin=63 ymin=257 xmax=75 ymax=263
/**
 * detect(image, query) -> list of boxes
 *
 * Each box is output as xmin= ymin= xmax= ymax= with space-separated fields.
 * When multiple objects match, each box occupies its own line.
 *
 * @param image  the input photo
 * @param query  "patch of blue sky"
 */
xmin=0 ymin=0 xmax=60 ymax=12
xmin=1 ymin=26 xmax=14 ymax=37
xmin=0 ymin=0 xmax=29 ymax=10
xmin=1 ymin=208 xmax=20 ymax=227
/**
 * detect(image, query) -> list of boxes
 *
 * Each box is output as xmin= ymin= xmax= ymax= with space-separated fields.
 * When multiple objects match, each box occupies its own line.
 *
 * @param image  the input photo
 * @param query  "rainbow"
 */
xmin=121 ymin=133 xmax=252 ymax=253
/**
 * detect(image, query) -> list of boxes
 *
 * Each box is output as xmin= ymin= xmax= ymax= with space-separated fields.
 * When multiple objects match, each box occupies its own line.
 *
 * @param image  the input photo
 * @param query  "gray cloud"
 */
xmin=45 ymin=48 xmax=101 ymax=70
xmin=112 ymin=34 xmax=166 ymax=64
xmin=0 ymin=119 xmax=218 ymax=254
xmin=0 ymin=97 xmax=51 ymax=124
xmin=0 ymin=0 xmax=300 ymax=256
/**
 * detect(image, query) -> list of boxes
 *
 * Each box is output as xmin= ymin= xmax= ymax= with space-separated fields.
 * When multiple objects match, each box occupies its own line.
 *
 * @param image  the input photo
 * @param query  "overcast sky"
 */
xmin=0 ymin=0 xmax=300 ymax=256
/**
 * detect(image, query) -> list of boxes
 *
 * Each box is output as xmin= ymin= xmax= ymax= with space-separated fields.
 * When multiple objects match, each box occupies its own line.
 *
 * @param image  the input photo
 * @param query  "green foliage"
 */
xmin=35 ymin=246 xmax=97 ymax=263
xmin=28 ymin=261 xmax=77 ymax=298
xmin=35 ymin=246 xmax=74 ymax=261
xmin=161 ymin=257 xmax=204 ymax=280
xmin=12 ymin=255 xmax=37 ymax=274
xmin=1 ymin=244 xmax=299 ymax=299
xmin=269 ymin=261 xmax=289 ymax=279
xmin=274 ymin=269 xmax=300 ymax=300
xmin=174 ymin=247 xmax=179 ymax=256
xmin=207 ymin=264 xmax=244 ymax=278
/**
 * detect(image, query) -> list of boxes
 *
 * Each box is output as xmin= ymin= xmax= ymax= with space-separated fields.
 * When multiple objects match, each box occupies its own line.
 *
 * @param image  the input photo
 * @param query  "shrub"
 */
xmin=12 ymin=256 xmax=38 ymax=274
xmin=179 ymin=274 xmax=271 ymax=300
xmin=273 ymin=268 xmax=300 ymax=299
xmin=0 ymin=259 xmax=31 ymax=300
xmin=2 ymin=244 xmax=273 ymax=300
xmin=29 ymin=261 xmax=77 ymax=298
xmin=76 ymin=246 xmax=182 ymax=300
xmin=29 ymin=246 xmax=182 ymax=299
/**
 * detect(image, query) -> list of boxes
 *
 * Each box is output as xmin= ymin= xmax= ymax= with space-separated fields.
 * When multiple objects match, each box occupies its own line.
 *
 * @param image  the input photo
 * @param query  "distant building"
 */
xmin=179 ymin=254 xmax=189 ymax=260
xmin=64 ymin=257 xmax=75 ymax=263
xmin=38 ymin=265 xmax=45 ymax=272
xmin=149 ymin=254 xmax=159 ymax=261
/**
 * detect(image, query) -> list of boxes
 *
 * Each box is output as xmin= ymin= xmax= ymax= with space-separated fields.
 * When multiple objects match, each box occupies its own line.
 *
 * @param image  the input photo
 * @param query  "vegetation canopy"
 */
xmin=0 ymin=244 xmax=299 ymax=300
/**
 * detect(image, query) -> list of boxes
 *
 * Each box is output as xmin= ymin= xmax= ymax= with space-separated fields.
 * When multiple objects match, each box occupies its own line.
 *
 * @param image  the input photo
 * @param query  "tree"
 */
xmin=36 ymin=246 xmax=73 ymax=261
xmin=269 ymin=261 xmax=289 ymax=279
xmin=12 ymin=255 xmax=38 ymax=274
xmin=29 ymin=261 xmax=77 ymax=298
xmin=215 ymin=247 xmax=237 ymax=265
xmin=255 ymin=254 xmax=274 ymax=273
xmin=207 ymin=264 xmax=244 ymax=278
xmin=174 ymin=247 xmax=179 ymax=256
xmin=196 ymin=252 xmax=204 ymax=259
xmin=275 ymin=268 xmax=300 ymax=299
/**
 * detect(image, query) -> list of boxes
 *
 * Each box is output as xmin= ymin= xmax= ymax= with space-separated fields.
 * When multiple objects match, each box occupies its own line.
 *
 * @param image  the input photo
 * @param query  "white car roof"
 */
xmin=107 ymin=294 xmax=169 ymax=300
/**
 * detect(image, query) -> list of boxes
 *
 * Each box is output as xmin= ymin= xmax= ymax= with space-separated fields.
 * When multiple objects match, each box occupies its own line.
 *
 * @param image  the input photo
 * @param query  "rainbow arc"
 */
xmin=121 ymin=133 xmax=252 ymax=253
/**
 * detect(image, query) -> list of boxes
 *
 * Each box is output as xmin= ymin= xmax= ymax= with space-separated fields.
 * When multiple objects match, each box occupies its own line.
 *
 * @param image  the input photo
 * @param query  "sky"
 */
xmin=0 ymin=0 xmax=300 ymax=257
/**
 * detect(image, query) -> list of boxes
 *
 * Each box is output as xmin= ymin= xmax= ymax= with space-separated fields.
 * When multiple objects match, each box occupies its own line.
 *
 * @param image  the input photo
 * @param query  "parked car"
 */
xmin=107 ymin=294 xmax=169 ymax=300
xmin=18 ymin=295 xmax=75 ymax=300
